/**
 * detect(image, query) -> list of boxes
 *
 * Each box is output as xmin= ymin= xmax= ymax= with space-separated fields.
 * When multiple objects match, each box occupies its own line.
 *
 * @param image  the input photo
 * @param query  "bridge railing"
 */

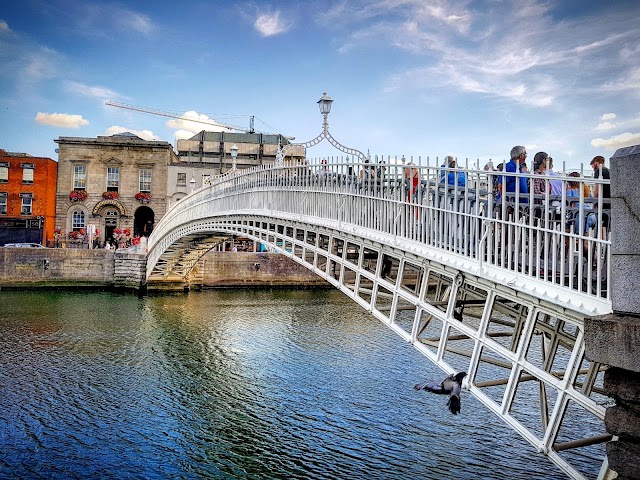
xmin=151 ymin=157 xmax=611 ymax=307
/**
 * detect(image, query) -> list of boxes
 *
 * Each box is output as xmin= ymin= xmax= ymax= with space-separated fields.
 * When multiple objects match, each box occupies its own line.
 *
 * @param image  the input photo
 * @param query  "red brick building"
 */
xmin=0 ymin=149 xmax=58 ymax=245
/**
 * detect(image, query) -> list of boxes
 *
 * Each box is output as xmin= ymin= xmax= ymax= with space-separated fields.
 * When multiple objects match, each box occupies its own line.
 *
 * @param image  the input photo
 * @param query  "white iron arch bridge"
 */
xmin=147 ymin=158 xmax=613 ymax=480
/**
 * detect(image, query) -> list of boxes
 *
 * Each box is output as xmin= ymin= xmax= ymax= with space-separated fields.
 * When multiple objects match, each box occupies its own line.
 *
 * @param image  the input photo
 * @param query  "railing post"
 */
xmin=584 ymin=144 xmax=640 ymax=480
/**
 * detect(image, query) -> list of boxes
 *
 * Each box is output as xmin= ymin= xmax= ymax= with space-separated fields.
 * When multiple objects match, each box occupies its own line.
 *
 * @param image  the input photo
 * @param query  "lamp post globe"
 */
xmin=230 ymin=144 xmax=238 ymax=170
xmin=189 ymin=176 xmax=196 ymax=193
xmin=317 ymin=92 xmax=333 ymax=115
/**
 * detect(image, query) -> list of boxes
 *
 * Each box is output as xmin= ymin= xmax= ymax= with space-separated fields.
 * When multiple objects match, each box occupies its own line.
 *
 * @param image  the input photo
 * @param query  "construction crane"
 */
xmin=105 ymin=100 xmax=262 ymax=134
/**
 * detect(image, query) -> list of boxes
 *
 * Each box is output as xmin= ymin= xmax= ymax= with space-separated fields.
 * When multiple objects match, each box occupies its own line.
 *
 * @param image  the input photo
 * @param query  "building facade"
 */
xmin=0 ymin=149 xmax=57 ymax=246
xmin=176 ymin=131 xmax=305 ymax=173
xmin=55 ymin=133 xmax=178 ymax=245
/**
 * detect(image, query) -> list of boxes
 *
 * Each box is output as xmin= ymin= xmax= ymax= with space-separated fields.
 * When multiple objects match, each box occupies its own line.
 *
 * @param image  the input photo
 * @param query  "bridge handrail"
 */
xmin=150 ymin=158 xmax=611 ymax=312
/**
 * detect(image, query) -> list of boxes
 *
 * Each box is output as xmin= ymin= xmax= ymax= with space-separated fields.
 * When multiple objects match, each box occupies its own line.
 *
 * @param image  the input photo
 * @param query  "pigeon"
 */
xmin=414 ymin=372 xmax=467 ymax=415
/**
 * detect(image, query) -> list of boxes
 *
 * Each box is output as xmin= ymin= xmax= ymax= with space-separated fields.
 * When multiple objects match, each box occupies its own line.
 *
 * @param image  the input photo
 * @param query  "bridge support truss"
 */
xmin=149 ymin=213 xmax=611 ymax=479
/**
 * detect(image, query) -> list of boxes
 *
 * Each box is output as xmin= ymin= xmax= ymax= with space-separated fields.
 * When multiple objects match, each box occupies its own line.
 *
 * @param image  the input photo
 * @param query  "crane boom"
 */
xmin=105 ymin=100 xmax=259 ymax=133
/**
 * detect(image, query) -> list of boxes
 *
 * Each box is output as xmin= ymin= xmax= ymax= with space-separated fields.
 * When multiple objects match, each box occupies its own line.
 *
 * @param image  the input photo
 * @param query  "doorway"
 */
xmin=134 ymin=206 xmax=155 ymax=237
xmin=104 ymin=209 xmax=119 ymax=243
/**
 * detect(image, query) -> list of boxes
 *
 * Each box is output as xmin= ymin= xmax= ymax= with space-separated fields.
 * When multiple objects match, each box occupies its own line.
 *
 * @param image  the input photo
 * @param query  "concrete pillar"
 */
xmin=584 ymin=144 xmax=640 ymax=480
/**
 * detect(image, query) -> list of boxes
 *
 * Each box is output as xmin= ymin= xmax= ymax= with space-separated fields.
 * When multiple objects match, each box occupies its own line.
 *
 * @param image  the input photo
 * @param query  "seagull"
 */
xmin=414 ymin=372 xmax=467 ymax=415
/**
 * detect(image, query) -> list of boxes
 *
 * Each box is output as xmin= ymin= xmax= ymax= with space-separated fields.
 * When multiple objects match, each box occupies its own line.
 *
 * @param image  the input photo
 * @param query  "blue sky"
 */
xmin=1 ymin=0 xmax=638 ymax=170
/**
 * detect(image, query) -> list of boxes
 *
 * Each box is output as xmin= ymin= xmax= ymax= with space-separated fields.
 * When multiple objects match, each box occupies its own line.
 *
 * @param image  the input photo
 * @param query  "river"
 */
xmin=0 ymin=289 xmax=570 ymax=479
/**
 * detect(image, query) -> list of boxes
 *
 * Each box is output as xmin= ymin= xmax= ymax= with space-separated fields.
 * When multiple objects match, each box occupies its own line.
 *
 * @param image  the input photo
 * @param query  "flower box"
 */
xmin=69 ymin=190 xmax=88 ymax=202
xmin=135 ymin=192 xmax=152 ymax=203
xmin=102 ymin=191 xmax=119 ymax=200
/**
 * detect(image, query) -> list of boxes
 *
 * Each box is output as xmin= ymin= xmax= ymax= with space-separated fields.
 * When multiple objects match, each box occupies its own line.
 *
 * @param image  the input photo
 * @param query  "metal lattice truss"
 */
xmin=146 ymin=161 xmax=615 ymax=479
xmin=149 ymin=234 xmax=226 ymax=281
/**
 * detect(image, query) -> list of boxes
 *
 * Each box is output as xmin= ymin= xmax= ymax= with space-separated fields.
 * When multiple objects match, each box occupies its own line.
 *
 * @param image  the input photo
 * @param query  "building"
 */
xmin=54 ymin=133 xmax=178 ymax=245
xmin=176 ymin=131 xmax=305 ymax=173
xmin=0 ymin=149 xmax=57 ymax=246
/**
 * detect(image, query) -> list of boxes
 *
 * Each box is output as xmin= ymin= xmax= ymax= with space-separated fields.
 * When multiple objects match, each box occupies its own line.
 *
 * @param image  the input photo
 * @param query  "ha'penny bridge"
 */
xmin=142 ymin=153 xmax=629 ymax=480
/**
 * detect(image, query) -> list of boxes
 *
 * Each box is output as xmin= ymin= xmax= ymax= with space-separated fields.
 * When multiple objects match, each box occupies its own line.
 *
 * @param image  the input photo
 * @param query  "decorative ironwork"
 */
xmin=275 ymin=93 xmax=366 ymax=166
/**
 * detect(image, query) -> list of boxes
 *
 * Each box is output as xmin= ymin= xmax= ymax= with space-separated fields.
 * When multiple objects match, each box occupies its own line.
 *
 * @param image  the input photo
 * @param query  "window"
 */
xmin=0 ymin=164 xmax=8 ymax=183
xmin=21 ymin=196 xmax=32 ymax=215
xmin=0 ymin=193 xmax=6 ymax=214
xmin=72 ymin=210 xmax=85 ymax=230
xmin=22 ymin=164 xmax=34 ymax=184
xmin=139 ymin=168 xmax=152 ymax=192
xmin=23 ymin=168 xmax=34 ymax=183
xmin=107 ymin=167 xmax=119 ymax=192
xmin=74 ymin=165 xmax=87 ymax=189
xmin=177 ymin=172 xmax=186 ymax=186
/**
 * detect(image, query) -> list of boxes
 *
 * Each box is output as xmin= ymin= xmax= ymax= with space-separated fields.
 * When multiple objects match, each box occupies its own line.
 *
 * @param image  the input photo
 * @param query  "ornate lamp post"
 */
xmin=230 ymin=144 xmax=238 ymax=172
xmin=276 ymin=92 xmax=366 ymax=166
xmin=189 ymin=176 xmax=196 ymax=193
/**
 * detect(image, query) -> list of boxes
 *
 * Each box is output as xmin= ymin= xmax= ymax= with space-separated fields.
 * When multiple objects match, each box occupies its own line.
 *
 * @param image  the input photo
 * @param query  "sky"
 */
xmin=1 ymin=0 xmax=639 ymax=170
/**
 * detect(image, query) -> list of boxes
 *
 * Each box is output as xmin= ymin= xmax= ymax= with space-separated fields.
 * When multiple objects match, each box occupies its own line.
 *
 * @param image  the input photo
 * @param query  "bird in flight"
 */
xmin=414 ymin=372 xmax=467 ymax=415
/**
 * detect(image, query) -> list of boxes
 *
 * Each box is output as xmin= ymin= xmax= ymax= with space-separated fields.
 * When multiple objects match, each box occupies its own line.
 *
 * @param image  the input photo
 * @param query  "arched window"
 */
xmin=72 ymin=210 xmax=85 ymax=230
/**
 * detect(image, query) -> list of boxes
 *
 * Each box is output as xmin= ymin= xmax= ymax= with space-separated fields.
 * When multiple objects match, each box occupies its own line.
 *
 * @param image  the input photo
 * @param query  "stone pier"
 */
xmin=585 ymin=144 xmax=640 ymax=480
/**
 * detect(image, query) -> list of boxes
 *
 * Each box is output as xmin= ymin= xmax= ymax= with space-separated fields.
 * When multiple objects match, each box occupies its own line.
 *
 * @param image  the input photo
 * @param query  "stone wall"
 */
xmin=200 ymin=252 xmax=328 ymax=287
xmin=0 ymin=247 xmax=115 ymax=287
xmin=584 ymin=144 xmax=640 ymax=480
xmin=0 ymin=248 xmax=328 ymax=291
xmin=113 ymin=250 xmax=147 ymax=290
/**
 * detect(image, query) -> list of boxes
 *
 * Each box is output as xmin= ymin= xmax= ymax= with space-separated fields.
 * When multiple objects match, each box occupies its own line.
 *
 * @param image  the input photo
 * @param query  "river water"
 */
xmin=0 ymin=289 xmax=568 ymax=479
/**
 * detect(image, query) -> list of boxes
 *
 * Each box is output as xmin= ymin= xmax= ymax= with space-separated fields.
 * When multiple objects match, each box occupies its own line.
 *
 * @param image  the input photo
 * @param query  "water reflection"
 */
xmin=0 ymin=290 xmax=567 ymax=479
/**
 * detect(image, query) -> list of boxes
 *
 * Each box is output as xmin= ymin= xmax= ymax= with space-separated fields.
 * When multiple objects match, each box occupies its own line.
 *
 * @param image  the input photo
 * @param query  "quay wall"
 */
xmin=0 ymin=248 xmax=327 ymax=290
xmin=200 ymin=252 xmax=328 ymax=287
xmin=0 ymin=248 xmax=115 ymax=287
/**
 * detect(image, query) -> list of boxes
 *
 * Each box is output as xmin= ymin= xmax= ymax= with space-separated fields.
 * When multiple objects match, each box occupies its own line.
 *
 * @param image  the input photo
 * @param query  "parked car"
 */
xmin=3 ymin=242 xmax=46 ymax=248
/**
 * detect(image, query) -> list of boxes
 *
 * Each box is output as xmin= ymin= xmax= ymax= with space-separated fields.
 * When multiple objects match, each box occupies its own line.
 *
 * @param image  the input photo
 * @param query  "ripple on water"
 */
xmin=0 ymin=290 xmax=577 ymax=479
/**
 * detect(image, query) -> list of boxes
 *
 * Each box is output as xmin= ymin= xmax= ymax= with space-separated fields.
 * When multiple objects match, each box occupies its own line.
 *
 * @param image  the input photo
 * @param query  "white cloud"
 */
xmin=66 ymin=81 xmax=121 ymax=100
xmin=174 ymin=129 xmax=197 ymax=141
xmin=601 ymin=113 xmax=616 ymax=121
xmin=254 ymin=12 xmax=290 ymax=37
xmin=0 ymin=20 xmax=10 ymax=32
xmin=166 ymin=111 xmax=232 ymax=132
xmin=122 ymin=12 xmax=153 ymax=35
xmin=104 ymin=126 xmax=159 ymax=141
xmin=595 ymin=122 xmax=616 ymax=131
xmin=333 ymin=0 xmax=639 ymax=109
xmin=22 ymin=47 xmax=59 ymax=82
xmin=591 ymin=132 xmax=640 ymax=150
xmin=35 ymin=112 xmax=89 ymax=128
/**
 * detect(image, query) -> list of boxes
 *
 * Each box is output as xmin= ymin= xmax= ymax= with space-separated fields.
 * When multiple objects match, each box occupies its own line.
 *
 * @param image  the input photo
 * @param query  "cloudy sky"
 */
xmin=1 ymin=0 xmax=638 ymax=169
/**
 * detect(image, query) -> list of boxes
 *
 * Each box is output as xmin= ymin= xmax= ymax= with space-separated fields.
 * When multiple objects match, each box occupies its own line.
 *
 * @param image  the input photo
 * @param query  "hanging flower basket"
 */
xmin=69 ymin=190 xmax=88 ymax=202
xmin=135 ymin=192 xmax=152 ymax=203
xmin=102 ymin=191 xmax=119 ymax=200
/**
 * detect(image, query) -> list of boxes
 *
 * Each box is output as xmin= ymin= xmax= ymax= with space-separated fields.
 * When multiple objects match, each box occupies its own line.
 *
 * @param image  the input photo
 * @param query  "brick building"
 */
xmin=0 ymin=149 xmax=57 ymax=246
xmin=54 ymin=133 xmax=178 ymax=245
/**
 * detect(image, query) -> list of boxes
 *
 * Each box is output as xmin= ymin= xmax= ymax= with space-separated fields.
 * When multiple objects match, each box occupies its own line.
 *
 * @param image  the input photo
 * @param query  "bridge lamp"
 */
xmin=317 ymin=92 xmax=333 ymax=131
xmin=189 ymin=176 xmax=196 ymax=193
xmin=317 ymin=92 xmax=333 ymax=115
xmin=230 ymin=144 xmax=238 ymax=170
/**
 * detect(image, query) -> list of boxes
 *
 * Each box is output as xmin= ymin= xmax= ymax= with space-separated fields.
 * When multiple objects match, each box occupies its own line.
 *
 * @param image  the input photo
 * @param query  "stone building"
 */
xmin=0 ymin=149 xmax=58 ymax=245
xmin=176 ymin=131 xmax=304 ymax=173
xmin=54 ymin=133 xmax=178 ymax=245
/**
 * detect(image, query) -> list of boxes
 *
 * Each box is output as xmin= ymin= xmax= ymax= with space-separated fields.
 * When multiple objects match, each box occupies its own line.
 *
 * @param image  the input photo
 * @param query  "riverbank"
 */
xmin=0 ymin=248 xmax=328 ymax=291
